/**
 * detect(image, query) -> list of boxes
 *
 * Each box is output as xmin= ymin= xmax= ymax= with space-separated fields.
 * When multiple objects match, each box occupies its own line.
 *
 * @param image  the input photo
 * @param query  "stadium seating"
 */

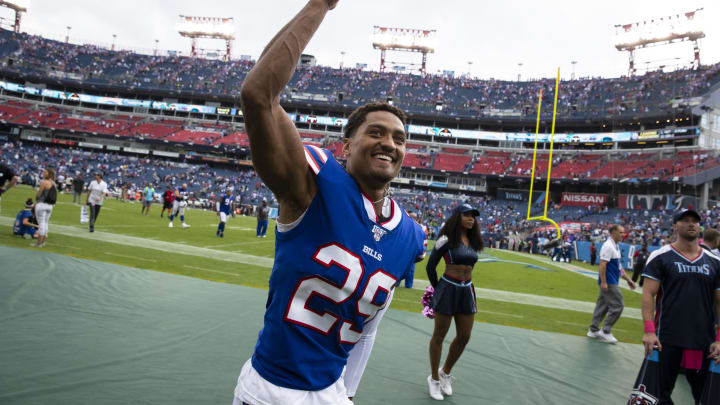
xmin=1 ymin=28 xmax=719 ymax=118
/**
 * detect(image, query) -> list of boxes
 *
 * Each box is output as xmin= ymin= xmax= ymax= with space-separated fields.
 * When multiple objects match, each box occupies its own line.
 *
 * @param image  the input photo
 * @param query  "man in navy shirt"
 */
xmin=642 ymin=209 xmax=720 ymax=404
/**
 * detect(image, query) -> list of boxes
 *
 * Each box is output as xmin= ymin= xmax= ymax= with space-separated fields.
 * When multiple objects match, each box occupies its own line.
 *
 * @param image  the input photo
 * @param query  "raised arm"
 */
xmin=240 ymin=0 xmax=337 ymax=223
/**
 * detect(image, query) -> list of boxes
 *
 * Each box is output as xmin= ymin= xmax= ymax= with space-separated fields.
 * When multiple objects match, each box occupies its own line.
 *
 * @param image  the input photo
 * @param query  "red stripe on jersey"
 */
xmin=670 ymin=244 xmax=703 ymax=262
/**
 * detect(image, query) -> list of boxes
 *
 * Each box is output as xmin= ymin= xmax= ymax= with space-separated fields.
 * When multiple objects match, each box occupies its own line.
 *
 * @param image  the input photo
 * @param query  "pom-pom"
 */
xmin=421 ymin=285 xmax=434 ymax=319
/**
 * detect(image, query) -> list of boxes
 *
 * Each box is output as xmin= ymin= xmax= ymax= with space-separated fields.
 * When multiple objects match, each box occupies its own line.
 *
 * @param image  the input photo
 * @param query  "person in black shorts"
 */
xmin=632 ymin=243 xmax=649 ymax=286
xmin=160 ymin=185 xmax=174 ymax=217
xmin=641 ymin=209 xmax=720 ymax=404
xmin=425 ymin=203 xmax=483 ymax=400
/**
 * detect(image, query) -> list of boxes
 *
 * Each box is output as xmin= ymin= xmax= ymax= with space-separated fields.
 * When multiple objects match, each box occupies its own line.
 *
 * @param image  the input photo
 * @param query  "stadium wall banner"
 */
xmin=497 ymin=188 xmax=545 ymax=202
xmin=535 ymin=221 xmax=592 ymax=234
xmin=78 ymin=142 xmax=104 ymax=149
xmin=575 ymin=241 xmax=660 ymax=269
xmin=297 ymin=114 xmax=347 ymax=127
xmin=123 ymin=147 xmax=149 ymax=154
xmin=561 ymin=192 xmax=607 ymax=207
xmin=152 ymin=150 xmax=180 ymax=158
xmin=50 ymin=138 xmax=77 ymax=146
xmin=618 ymin=194 xmax=697 ymax=211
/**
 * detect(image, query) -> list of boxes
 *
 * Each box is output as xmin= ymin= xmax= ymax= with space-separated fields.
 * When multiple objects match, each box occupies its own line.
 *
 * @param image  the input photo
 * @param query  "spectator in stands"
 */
xmin=72 ymin=173 xmax=84 ymax=204
xmin=256 ymin=199 xmax=269 ymax=238
xmin=32 ymin=168 xmax=57 ymax=248
xmin=587 ymin=224 xmax=637 ymax=344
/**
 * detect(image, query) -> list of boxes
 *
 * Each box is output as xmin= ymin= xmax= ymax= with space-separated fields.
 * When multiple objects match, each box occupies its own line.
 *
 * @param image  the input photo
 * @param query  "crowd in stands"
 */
xmin=1 ymin=28 xmax=719 ymax=118
xmin=0 ymin=142 xmax=274 ymax=211
xmin=2 ymin=96 xmax=717 ymax=183
xmin=5 ymin=142 xmax=718 ymax=253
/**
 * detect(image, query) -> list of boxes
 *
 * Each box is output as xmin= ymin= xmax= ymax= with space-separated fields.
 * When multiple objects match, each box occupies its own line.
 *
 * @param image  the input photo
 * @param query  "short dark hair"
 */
xmin=343 ymin=103 xmax=407 ymax=139
xmin=609 ymin=224 xmax=622 ymax=233
xmin=703 ymin=228 xmax=720 ymax=244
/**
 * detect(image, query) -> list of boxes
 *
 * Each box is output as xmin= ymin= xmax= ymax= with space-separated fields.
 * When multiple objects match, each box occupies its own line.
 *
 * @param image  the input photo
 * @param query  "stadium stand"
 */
xmin=1 ymin=28 xmax=719 ymax=118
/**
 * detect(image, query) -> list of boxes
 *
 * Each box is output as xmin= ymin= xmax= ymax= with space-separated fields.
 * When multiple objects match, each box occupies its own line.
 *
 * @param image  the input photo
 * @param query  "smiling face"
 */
xmin=343 ymin=111 xmax=406 ymax=190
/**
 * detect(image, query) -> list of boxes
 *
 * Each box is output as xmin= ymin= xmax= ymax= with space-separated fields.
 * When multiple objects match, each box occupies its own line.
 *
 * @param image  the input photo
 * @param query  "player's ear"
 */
xmin=342 ymin=137 xmax=352 ymax=158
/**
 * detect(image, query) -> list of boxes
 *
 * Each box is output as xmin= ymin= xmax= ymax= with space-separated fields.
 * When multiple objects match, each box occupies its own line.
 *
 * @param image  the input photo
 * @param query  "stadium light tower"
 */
xmin=0 ymin=0 xmax=29 ymax=33
xmin=614 ymin=8 xmax=705 ymax=76
xmin=177 ymin=15 xmax=235 ymax=60
xmin=371 ymin=26 xmax=437 ymax=75
xmin=112 ymin=34 xmax=117 ymax=51
xmin=65 ymin=26 xmax=71 ymax=44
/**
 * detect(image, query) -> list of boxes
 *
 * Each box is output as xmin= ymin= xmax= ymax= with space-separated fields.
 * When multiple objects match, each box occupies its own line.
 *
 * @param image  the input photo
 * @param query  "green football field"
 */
xmin=0 ymin=185 xmax=644 ymax=343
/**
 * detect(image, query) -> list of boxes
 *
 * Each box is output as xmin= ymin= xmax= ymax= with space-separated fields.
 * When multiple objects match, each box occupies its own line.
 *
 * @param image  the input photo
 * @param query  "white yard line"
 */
xmin=183 ymin=265 xmax=240 ymax=277
xmin=0 ymin=216 xmax=640 ymax=319
xmin=0 ymin=216 xmax=275 ymax=269
xmin=498 ymin=249 xmax=643 ymax=295
xmin=105 ymin=252 xmax=157 ymax=262
xmin=476 ymin=309 xmax=524 ymax=318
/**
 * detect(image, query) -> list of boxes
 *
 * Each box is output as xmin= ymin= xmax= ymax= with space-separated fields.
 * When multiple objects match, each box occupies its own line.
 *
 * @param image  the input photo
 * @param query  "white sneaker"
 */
xmin=182 ymin=223 xmax=190 ymax=229
xmin=438 ymin=369 xmax=453 ymax=396
xmin=168 ymin=222 xmax=173 ymax=228
xmin=598 ymin=331 xmax=618 ymax=344
xmin=427 ymin=375 xmax=444 ymax=400
xmin=586 ymin=328 xmax=601 ymax=339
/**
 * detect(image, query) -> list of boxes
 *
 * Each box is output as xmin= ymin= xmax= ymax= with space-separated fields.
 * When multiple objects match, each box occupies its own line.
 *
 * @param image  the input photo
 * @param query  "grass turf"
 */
xmin=0 ymin=185 xmax=643 ymax=342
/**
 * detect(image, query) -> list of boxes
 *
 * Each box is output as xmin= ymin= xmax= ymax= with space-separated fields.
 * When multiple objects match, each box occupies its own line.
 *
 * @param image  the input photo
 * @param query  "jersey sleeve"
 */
xmin=344 ymin=289 xmax=394 ymax=397
xmin=641 ymin=249 xmax=665 ymax=281
xmin=303 ymin=145 xmax=330 ymax=176
xmin=599 ymin=242 xmax=613 ymax=262
xmin=414 ymin=223 xmax=428 ymax=263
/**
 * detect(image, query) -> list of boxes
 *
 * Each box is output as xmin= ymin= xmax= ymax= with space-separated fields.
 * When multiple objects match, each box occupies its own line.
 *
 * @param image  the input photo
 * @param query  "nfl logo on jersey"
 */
xmin=627 ymin=384 xmax=658 ymax=405
xmin=371 ymin=225 xmax=387 ymax=242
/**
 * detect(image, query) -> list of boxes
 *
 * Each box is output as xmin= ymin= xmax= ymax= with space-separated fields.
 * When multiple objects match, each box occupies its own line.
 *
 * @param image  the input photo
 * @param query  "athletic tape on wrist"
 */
xmin=644 ymin=320 xmax=656 ymax=334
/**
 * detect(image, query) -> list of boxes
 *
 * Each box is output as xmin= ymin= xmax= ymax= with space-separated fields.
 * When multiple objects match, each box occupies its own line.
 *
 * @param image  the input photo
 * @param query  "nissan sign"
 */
xmin=561 ymin=192 xmax=606 ymax=207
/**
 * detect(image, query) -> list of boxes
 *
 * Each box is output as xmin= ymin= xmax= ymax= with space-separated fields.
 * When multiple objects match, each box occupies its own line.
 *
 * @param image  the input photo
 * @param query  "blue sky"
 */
xmin=4 ymin=0 xmax=718 ymax=81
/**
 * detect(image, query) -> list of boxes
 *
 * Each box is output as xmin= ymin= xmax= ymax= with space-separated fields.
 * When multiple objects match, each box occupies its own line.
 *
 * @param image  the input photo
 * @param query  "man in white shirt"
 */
xmin=587 ymin=224 xmax=636 ymax=344
xmin=85 ymin=172 xmax=108 ymax=233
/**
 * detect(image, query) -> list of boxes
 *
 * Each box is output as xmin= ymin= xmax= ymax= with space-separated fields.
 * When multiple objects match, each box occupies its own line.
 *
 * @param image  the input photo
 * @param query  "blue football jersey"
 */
xmin=13 ymin=209 xmax=32 ymax=235
xmin=251 ymin=145 xmax=426 ymax=390
xmin=219 ymin=195 xmax=234 ymax=214
xmin=176 ymin=187 xmax=189 ymax=201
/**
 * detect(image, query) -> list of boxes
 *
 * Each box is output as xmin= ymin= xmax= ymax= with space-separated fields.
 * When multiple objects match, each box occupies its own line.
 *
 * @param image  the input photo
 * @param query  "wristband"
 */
xmin=644 ymin=320 xmax=656 ymax=334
